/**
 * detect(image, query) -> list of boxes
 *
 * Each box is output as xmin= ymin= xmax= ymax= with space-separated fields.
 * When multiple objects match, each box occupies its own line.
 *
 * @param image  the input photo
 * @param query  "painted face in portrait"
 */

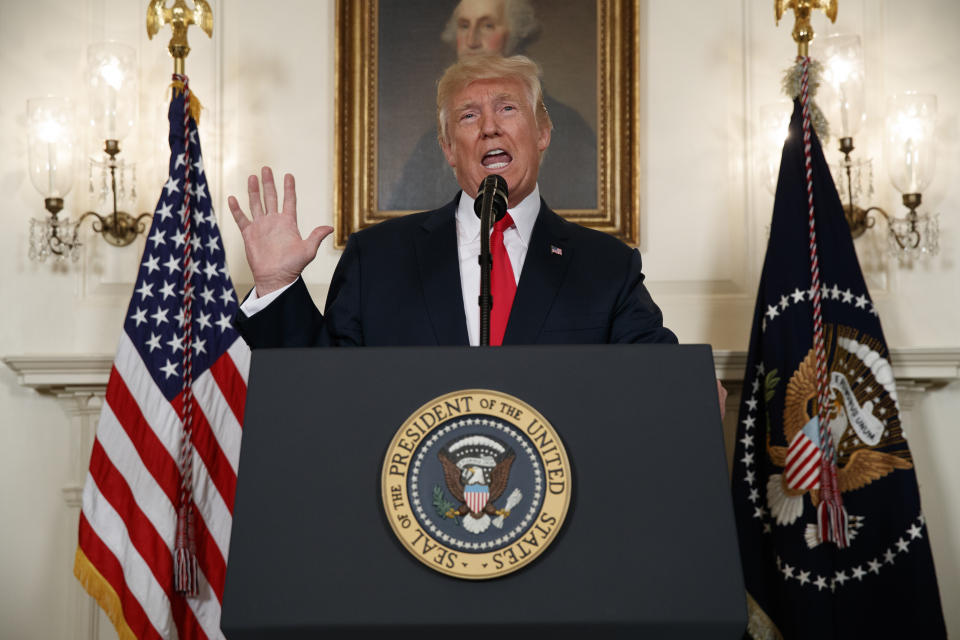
xmin=453 ymin=0 xmax=510 ymax=58
xmin=441 ymin=76 xmax=551 ymax=207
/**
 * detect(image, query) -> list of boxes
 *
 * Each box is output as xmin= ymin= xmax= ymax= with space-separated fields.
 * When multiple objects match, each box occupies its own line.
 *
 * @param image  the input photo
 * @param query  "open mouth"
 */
xmin=482 ymin=148 xmax=512 ymax=170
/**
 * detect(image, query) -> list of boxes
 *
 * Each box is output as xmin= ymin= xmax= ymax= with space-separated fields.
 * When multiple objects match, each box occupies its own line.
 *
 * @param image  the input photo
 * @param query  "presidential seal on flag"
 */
xmin=763 ymin=324 xmax=913 ymax=544
xmin=381 ymin=390 xmax=571 ymax=579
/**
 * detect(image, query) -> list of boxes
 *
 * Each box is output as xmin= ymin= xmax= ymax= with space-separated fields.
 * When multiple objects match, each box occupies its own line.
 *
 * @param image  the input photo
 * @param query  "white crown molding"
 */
xmin=5 ymin=348 xmax=960 ymax=395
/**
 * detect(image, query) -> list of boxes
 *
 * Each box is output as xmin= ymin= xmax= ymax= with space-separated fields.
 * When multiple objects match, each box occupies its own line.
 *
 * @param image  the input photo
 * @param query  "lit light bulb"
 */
xmin=818 ymin=34 xmax=865 ymax=139
xmin=86 ymin=42 xmax=137 ymax=141
xmin=885 ymin=93 xmax=936 ymax=195
xmin=99 ymin=58 xmax=125 ymax=90
xmin=27 ymin=97 xmax=75 ymax=198
xmin=35 ymin=117 xmax=64 ymax=144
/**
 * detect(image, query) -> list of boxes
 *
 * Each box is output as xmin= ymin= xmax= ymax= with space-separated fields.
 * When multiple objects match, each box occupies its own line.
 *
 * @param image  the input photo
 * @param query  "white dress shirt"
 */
xmin=456 ymin=185 xmax=540 ymax=346
xmin=239 ymin=185 xmax=542 ymax=346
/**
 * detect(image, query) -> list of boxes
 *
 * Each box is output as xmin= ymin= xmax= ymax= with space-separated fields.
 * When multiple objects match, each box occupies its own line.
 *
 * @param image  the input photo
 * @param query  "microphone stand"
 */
xmin=477 ymin=192 xmax=494 ymax=347
xmin=475 ymin=175 xmax=508 ymax=347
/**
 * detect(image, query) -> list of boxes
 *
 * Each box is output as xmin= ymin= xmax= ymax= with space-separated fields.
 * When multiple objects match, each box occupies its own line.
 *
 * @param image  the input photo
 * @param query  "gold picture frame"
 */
xmin=334 ymin=0 xmax=640 ymax=248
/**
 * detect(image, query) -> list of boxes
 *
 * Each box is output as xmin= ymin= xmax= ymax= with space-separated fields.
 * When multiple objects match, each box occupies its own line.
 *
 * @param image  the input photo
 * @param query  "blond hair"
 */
xmin=436 ymin=54 xmax=552 ymax=147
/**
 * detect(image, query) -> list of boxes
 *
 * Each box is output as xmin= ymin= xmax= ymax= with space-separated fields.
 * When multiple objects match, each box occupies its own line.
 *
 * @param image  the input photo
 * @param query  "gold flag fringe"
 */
xmin=782 ymin=59 xmax=830 ymax=144
xmin=168 ymin=81 xmax=203 ymax=125
xmin=746 ymin=591 xmax=785 ymax=640
xmin=73 ymin=547 xmax=137 ymax=640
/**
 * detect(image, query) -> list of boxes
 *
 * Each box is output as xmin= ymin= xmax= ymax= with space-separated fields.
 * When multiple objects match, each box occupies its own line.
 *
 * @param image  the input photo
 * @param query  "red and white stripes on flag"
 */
xmin=75 ymin=336 xmax=248 ymax=639
xmin=74 ymin=79 xmax=249 ymax=640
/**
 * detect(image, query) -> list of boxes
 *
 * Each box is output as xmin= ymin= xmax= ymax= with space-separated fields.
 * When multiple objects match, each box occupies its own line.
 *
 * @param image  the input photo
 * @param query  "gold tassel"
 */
xmin=168 ymin=81 xmax=204 ymax=125
xmin=73 ymin=547 xmax=137 ymax=640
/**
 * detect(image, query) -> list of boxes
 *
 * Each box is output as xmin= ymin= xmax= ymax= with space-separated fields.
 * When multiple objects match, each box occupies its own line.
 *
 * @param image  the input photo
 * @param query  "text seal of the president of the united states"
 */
xmin=381 ymin=389 xmax=571 ymax=579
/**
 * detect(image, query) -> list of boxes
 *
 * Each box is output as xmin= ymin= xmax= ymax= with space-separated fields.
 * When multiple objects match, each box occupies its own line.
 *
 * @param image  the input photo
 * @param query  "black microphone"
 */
xmin=473 ymin=174 xmax=509 ymax=223
xmin=475 ymin=175 xmax=509 ymax=347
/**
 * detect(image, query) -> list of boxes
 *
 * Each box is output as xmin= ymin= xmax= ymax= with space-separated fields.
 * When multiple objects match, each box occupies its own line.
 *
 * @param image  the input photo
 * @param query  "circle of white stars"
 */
xmin=761 ymin=282 xmax=878 ymax=335
xmin=408 ymin=416 xmax=543 ymax=552
xmin=741 ymin=283 xmax=927 ymax=592
xmin=769 ymin=516 xmax=927 ymax=593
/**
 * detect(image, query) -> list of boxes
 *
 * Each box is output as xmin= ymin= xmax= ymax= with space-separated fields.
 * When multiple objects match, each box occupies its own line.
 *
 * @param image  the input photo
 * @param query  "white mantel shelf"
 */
xmin=3 ymin=355 xmax=114 ymax=395
xmin=5 ymin=348 xmax=960 ymax=394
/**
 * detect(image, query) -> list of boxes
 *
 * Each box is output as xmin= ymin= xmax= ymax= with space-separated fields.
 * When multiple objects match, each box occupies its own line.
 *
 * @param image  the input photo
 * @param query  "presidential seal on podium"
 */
xmin=381 ymin=389 xmax=571 ymax=579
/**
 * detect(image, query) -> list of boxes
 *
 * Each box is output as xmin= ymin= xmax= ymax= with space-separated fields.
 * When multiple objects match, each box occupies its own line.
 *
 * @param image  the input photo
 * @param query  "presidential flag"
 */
xmin=73 ymin=76 xmax=249 ymax=639
xmin=731 ymin=61 xmax=946 ymax=638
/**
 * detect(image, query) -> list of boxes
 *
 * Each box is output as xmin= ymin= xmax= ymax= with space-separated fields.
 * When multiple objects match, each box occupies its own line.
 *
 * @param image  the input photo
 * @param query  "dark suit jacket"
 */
xmin=234 ymin=196 xmax=677 ymax=348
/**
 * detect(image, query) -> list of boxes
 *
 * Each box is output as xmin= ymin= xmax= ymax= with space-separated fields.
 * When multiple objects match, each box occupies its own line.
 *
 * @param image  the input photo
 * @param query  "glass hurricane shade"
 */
xmin=818 ymin=34 xmax=866 ymax=139
xmin=885 ymin=93 xmax=937 ymax=195
xmin=27 ymin=97 xmax=76 ymax=198
xmin=86 ymin=42 xmax=137 ymax=141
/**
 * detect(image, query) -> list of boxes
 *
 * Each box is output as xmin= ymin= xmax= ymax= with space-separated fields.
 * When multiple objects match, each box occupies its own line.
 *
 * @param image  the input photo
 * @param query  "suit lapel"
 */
xmin=414 ymin=198 xmax=470 ymax=346
xmin=504 ymin=203 xmax=571 ymax=345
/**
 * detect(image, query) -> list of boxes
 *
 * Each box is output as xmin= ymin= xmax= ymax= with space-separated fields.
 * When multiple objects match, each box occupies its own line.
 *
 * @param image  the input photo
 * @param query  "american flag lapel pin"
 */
xmin=550 ymin=244 xmax=563 ymax=256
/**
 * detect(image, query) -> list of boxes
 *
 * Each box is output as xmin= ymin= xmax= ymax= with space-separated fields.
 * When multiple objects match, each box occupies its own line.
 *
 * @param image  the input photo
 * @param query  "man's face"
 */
xmin=441 ymin=77 xmax=550 ymax=207
xmin=453 ymin=0 xmax=510 ymax=58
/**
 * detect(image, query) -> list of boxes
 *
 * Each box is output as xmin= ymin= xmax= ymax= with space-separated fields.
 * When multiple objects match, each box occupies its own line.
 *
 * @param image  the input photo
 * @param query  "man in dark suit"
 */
xmin=227 ymin=55 xmax=677 ymax=350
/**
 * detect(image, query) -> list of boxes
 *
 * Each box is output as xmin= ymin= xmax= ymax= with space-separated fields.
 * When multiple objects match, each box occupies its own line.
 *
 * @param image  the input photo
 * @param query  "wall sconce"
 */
xmin=817 ymin=34 xmax=939 ymax=260
xmin=27 ymin=97 xmax=79 ymax=261
xmin=27 ymin=42 xmax=150 ymax=263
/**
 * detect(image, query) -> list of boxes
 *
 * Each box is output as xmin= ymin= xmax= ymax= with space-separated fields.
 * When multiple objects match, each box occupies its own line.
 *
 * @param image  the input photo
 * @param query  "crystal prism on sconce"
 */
xmin=89 ymin=148 xmax=137 ymax=212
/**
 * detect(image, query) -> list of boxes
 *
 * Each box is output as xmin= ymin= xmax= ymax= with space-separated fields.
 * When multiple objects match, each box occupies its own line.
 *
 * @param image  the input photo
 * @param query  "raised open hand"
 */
xmin=227 ymin=166 xmax=333 ymax=296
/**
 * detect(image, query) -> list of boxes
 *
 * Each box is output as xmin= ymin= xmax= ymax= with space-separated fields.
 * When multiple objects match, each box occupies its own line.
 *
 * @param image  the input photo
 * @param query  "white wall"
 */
xmin=1 ymin=1 xmax=956 ymax=638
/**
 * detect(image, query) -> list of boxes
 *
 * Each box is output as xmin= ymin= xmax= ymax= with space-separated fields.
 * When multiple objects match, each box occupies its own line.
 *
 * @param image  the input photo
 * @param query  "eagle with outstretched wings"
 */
xmin=147 ymin=0 xmax=214 ymax=44
xmin=766 ymin=338 xmax=912 ymax=534
xmin=438 ymin=449 xmax=515 ymax=519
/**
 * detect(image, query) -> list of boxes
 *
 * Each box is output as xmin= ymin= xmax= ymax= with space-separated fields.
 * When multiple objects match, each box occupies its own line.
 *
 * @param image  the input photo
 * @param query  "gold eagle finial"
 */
xmin=147 ymin=0 xmax=214 ymax=75
xmin=774 ymin=0 xmax=838 ymax=57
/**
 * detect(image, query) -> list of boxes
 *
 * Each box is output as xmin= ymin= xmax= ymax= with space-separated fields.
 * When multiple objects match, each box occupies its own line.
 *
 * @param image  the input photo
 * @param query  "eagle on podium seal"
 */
xmin=381 ymin=389 xmax=571 ymax=579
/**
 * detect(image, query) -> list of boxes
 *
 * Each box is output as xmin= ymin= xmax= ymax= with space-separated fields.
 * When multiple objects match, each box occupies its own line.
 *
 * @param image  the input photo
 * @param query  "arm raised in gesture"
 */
xmin=227 ymin=166 xmax=333 ymax=296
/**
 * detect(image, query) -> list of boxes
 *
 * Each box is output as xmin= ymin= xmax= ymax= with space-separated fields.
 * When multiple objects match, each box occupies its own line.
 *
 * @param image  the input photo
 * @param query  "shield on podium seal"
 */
xmin=380 ymin=389 xmax=571 ymax=579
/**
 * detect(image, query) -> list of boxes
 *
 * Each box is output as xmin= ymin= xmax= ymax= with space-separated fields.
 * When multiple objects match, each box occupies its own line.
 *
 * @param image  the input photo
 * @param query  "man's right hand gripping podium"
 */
xmin=224 ymin=54 xmax=739 ymax=637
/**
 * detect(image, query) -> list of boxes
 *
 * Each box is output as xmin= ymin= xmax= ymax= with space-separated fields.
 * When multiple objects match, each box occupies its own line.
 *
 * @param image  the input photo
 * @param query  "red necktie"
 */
xmin=490 ymin=213 xmax=516 ymax=346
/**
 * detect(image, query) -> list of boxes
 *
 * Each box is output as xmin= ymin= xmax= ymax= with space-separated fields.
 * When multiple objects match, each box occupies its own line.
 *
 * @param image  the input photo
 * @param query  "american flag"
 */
xmin=73 ymin=78 xmax=249 ymax=639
